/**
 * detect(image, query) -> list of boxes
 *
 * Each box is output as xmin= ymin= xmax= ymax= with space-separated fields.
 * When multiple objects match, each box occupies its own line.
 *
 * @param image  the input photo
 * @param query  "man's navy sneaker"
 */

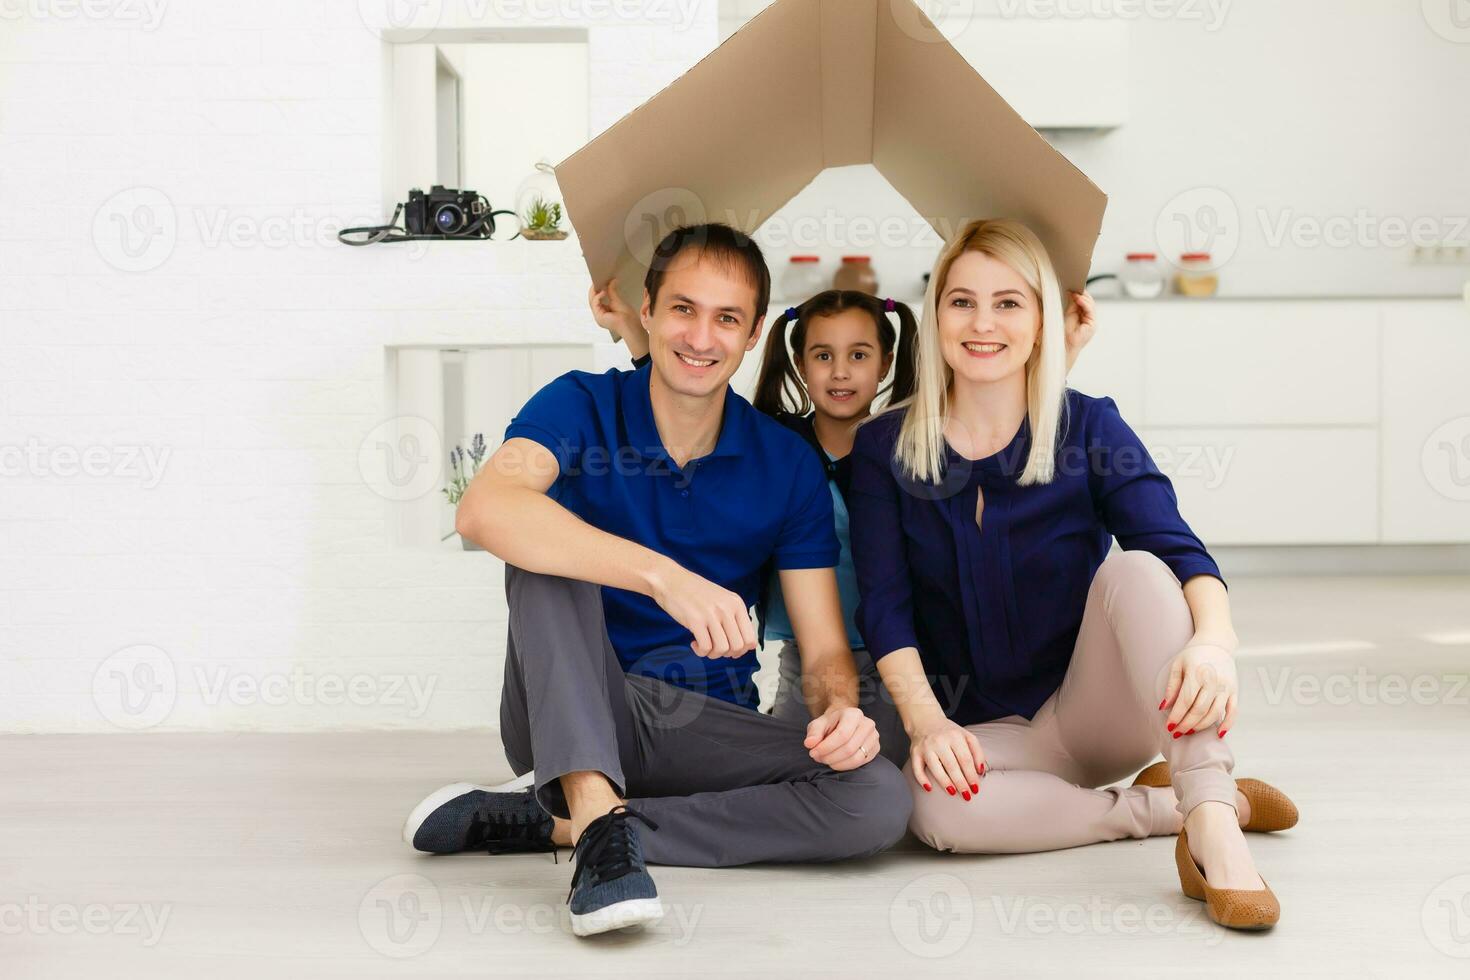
xmin=567 ymin=806 xmax=662 ymax=937
xmin=402 ymin=782 xmax=555 ymax=855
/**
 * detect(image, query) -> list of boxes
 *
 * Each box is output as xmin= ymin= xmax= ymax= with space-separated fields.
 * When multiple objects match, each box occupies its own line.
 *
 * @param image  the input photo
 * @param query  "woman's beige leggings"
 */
xmin=907 ymin=550 xmax=1238 ymax=854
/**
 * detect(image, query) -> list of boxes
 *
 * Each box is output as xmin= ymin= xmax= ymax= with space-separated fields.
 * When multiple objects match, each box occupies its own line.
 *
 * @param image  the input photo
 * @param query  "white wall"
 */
xmin=0 ymin=0 xmax=718 ymax=733
xmin=456 ymin=40 xmax=590 ymax=213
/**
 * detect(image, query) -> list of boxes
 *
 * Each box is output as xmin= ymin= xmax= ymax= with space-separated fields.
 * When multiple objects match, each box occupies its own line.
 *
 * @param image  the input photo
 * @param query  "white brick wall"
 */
xmin=0 ymin=0 xmax=719 ymax=732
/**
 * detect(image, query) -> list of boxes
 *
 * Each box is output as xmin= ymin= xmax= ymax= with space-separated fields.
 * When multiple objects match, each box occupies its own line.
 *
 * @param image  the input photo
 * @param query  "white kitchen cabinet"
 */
xmin=1141 ymin=303 xmax=1379 ymax=427
xmin=1141 ymin=427 xmax=1380 ymax=546
xmin=1067 ymin=304 xmax=1145 ymax=425
xmin=1380 ymin=302 xmax=1470 ymax=543
xmin=945 ymin=19 xmax=1128 ymax=130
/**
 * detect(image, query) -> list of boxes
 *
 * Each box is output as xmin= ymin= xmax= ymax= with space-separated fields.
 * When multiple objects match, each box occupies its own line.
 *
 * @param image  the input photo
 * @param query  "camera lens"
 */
xmin=434 ymin=204 xmax=464 ymax=234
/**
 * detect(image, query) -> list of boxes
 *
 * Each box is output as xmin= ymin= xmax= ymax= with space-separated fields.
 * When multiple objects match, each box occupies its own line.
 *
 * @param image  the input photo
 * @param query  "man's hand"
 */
xmin=648 ymin=562 xmax=757 ymax=659
xmin=803 ymin=705 xmax=880 ymax=771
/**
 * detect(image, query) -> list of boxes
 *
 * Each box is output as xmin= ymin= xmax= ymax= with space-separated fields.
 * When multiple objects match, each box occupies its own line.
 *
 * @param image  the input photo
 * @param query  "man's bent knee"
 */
xmin=830 ymin=757 xmax=913 ymax=858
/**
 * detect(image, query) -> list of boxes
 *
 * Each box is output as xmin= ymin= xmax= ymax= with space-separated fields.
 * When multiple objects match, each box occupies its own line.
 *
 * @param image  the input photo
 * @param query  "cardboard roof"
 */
xmin=554 ymin=0 xmax=1107 ymax=314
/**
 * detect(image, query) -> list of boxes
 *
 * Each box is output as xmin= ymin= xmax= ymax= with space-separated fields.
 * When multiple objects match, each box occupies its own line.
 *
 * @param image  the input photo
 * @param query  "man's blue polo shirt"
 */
xmin=502 ymin=360 xmax=839 ymax=709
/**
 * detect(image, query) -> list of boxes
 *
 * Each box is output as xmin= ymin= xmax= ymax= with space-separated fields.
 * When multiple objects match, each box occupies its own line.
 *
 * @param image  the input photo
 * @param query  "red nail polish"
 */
xmin=962 ymin=790 xmax=971 ymax=801
xmin=1158 ymin=699 xmax=1167 ymax=710
xmin=1217 ymin=730 xmax=1227 ymax=739
xmin=1186 ymin=729 xmax=1194 ymax=735
xmin=980 ymin=763 xmax=986 ymax=774
xmin=1166 ymin=722 xmax=1176 ymax=732
xmin=923 ymin=783 xmax=932 ymax=792
xmin=947 ymin=786 xmax=956 ymax=796
xmin=1172 ymin=731 xmax=1182 ymax=739
xmin=970 ymin=783 xmax=979 ymax=794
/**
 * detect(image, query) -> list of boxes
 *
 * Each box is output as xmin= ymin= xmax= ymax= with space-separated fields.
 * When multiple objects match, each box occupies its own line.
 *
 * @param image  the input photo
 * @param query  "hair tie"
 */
xmin=784 ymin=306 xmax=798 ymax=319
xmin=883 ymin=297 xmax=896 ymax=312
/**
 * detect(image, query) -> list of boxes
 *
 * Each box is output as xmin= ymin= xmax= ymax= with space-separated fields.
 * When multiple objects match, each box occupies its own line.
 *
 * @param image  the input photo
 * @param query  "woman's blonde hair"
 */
xmin=883 ymin=217 xmax=1067 ymax=486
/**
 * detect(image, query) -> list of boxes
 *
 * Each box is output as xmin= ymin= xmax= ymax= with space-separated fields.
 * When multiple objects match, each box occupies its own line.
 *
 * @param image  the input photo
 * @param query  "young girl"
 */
xmin=749 ymin=291 xmax=920 ymax=763
xmin=592 ymin=276 xmax=1097 ymax=765
xmin=847 ymin=218 xmax=1297 ymax=931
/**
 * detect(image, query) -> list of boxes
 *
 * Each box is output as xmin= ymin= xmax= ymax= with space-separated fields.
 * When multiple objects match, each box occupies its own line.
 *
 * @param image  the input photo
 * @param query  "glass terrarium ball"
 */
xmin=514 ymin=160 xmax=568 ymax=241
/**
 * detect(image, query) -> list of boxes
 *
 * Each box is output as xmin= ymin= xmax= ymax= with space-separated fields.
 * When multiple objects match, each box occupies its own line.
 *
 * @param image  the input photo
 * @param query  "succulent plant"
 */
xmin=521 ymin=196 xmax=565 ymax=237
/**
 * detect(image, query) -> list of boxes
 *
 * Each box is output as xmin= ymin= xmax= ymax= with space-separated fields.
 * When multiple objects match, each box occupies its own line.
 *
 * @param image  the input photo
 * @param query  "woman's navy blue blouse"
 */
xmin=847 ymin=390 xmax=1224 ymax=726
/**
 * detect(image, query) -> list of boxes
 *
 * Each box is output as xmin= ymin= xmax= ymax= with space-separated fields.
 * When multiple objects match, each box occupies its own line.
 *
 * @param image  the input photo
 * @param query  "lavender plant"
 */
xmin=442 ymin=433 xmax=487 ymax=506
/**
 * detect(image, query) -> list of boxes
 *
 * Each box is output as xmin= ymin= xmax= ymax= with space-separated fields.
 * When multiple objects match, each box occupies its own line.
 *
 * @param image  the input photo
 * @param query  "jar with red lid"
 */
xmin=832 ymin=255 xmax=879 ymax=296
xmin=1120 ymin=252 xmax=1165 ymax=299
xmin=779 ymin=255 xmax=825 ymax=303
xmin=1175 ymin=252 xmax=1219 ymax=297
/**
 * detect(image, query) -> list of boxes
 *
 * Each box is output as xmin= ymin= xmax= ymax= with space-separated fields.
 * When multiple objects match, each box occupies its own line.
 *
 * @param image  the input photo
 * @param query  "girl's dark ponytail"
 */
xmin=882 ymin=299 xmax=920 ymax=406
xmin=752 ymin=303 xmax=809 ymax=417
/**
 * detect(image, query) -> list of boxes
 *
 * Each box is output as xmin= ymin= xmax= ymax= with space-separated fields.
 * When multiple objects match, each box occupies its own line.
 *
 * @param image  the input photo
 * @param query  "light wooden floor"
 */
xmin=5 ymin=576 xmax=1470 ymax=977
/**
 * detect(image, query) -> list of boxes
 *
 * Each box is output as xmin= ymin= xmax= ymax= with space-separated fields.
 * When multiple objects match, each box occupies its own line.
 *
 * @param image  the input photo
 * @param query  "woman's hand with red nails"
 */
xmin=1161 ymin=638 xmax=1238 ymax=738
xmin=908 ymin=714 xmax=986 ymax=801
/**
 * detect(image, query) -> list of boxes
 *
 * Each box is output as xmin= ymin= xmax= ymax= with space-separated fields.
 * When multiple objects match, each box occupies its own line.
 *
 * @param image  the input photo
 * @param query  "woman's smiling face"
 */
xmin=936 ymin=250 xmax=1040 ymax=386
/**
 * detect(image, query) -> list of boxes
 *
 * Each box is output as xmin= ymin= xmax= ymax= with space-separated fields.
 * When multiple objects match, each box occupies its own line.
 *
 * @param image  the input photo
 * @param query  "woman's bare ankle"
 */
xmin=1184 ymin=799 xmax=1237 ymax=835
xmin=1235 ymin=788 xmax=1252 ymax=828
xmin=1184 ymin=801 xmax=1263 ymax=890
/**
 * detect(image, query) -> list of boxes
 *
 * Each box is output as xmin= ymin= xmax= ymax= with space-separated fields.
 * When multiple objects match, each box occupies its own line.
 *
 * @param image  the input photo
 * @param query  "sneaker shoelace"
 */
xmin=566 ymin=806 xmax=659 ymax=903
xmin=468 ymin=806 xmax=557 ymax=856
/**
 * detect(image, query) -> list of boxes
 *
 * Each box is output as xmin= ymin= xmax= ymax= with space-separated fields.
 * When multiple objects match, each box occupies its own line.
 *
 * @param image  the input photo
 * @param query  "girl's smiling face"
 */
xmin=795 ymin=308 xmax=892 ymax=422
xmin=937 ymin=250 xmax=1041 ymax=386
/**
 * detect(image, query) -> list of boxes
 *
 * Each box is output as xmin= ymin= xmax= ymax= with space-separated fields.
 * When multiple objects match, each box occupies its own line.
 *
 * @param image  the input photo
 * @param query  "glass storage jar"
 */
xmin=1174 ymin=252 xmax=1219 ymax=297
xmin=832 ymin=255 xmax=879 ymax=295
xmin=1120 ymin=252 xmax=1165 ymax=299
xmin=779 ymin=255 xmax=825 ymax=303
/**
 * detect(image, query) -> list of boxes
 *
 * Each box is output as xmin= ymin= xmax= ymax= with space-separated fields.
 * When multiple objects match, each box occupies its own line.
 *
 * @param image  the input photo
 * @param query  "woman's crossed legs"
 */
xmin=907 ymin=550 xmax=1238 ymax=853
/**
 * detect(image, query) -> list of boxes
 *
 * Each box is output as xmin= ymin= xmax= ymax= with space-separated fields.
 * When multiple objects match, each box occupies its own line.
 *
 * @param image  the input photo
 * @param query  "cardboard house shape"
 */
xmin=554 ymin=0 xmax=1107 ymax=315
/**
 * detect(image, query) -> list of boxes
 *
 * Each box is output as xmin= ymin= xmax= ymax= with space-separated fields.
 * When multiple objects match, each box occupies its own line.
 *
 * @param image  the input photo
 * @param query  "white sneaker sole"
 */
xmin=401 ymin=772 xmax=537 ymax=849
xmin=569 ymin=897 xmax=664 ymax=937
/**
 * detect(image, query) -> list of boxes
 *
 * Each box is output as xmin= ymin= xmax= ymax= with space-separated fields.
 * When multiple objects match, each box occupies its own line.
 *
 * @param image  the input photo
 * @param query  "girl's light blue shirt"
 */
xmin=763 ymin=448 xmax=865 ymax=649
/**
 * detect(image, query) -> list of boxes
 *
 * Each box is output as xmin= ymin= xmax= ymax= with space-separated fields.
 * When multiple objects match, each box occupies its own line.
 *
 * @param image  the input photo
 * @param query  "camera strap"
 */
xmin=337 ymin=204 xmax=415 ymax=246
xmin=460 ymin=200 xmax=521 ymax=240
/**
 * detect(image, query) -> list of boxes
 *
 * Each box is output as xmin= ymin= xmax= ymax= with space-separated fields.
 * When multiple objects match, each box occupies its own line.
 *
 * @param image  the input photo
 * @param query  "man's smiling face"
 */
xmin=641 ymin=248 xmax=765 ymax=401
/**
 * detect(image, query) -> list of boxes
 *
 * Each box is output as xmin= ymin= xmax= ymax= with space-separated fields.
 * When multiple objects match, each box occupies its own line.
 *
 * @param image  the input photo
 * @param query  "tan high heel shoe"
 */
xmin=1132 ymin=761 xmax=1299 ymax=832
xmin=1176 ymin=830 xmax=1280 ymax=930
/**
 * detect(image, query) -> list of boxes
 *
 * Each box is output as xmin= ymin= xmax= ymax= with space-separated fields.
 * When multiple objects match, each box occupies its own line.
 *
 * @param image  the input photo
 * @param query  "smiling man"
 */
xmin=401 ymin=223 xmax=911 ymax=938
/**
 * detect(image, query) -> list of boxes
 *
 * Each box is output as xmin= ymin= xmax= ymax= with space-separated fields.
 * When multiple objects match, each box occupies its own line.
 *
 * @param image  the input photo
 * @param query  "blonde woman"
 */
xmin=847 ymin=219 xmax=1297 ymax=931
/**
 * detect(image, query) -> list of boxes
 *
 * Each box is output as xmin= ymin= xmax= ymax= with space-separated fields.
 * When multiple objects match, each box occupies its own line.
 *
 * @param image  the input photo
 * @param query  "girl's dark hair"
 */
xmin=752 ymin=290 xmax=918 ymax=417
